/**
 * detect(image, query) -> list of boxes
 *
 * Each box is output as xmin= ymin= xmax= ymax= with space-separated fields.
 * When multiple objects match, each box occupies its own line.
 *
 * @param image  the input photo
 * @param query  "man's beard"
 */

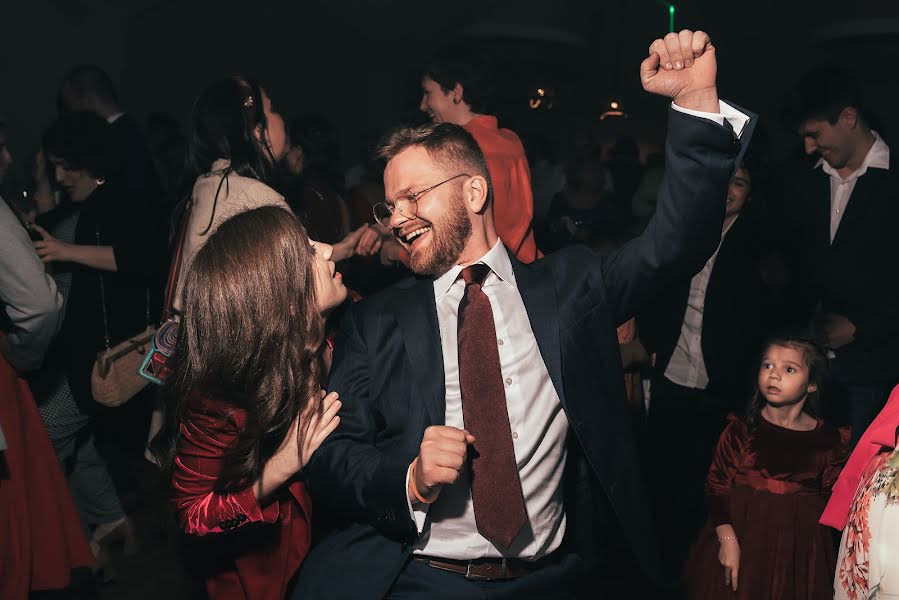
xmin=409 ymin=190 xmax=472 ymax=276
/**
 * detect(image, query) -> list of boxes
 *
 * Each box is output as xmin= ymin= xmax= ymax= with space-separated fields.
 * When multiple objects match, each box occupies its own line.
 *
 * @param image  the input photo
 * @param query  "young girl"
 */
xmin=684 ymin=336 xmax=849 ymax=600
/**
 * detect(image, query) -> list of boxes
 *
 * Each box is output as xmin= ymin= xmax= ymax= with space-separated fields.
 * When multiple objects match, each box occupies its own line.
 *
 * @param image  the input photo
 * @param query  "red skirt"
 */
xmin=0 ymin=351 xmax=94 ymax=599
xmin=683 ymin=485 xmax=836 ymax=600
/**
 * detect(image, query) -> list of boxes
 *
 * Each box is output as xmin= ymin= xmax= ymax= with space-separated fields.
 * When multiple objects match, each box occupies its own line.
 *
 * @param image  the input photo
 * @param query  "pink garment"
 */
xmin=820 ymin=383 xmax=899 ymax=529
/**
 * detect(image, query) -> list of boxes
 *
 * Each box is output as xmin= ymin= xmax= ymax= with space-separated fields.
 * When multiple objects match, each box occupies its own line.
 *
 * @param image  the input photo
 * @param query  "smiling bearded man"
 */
xmin=294 ymin=28 xmax=757 ymax=600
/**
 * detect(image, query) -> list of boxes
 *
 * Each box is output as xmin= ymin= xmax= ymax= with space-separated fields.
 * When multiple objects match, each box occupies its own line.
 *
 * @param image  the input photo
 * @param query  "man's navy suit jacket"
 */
xmin=294 ymin=106 xmax=755 ymax=599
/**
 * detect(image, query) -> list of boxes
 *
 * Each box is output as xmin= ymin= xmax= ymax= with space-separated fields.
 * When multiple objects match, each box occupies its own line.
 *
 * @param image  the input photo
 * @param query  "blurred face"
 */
xmin=383 ymin=146 xmax=472 ymax=276
xmin=420 ymin=78 xmax=456 ymax=124
xmin=48 ymin=155 xmax=99 ymax=202
xmin=725 ymin=167 xmax=751 ymax=218
xmin=798 ymin=116 xmax=853 ymax=170
xmin=0 ymin=129 xmax=11 ymax=183
xmin=577 ymin=158 xmax=605 ymax=192
xmin=258 ymin=91 xmax=287 ymax=162
xmin=309 ymin=239 xmax=347 ymax=314
xmin=284 ymin=145 xmax=304 ymax=176
xmin=758 ymin=344 xmax=816 ymax=408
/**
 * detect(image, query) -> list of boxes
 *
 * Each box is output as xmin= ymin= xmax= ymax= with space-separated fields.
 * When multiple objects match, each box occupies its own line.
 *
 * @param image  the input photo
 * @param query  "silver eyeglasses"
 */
xmin=372 ymin=173 xmax=470 ymax=227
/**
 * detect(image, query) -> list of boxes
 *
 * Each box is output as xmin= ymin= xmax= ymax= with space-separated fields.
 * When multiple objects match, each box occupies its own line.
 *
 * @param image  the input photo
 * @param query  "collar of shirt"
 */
xmin=464 ymin=114 xmax=499 ymax=132
xmin=816 ymin=131 xmax=891 ymax=182
xmin=432 ymin=238 xmax=516 ymax=301
xmin=106 ymin=112 xmax=125 ymax=124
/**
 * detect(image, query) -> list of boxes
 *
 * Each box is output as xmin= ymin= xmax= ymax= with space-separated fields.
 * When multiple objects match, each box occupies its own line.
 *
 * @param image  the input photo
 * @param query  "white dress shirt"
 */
xmin=664 ymin=217 xmax=738 ymax=390
xmin=403 ymin=101 xmax=750 ymax=561
xmin=818 ymin=132 xmax=890 ymax=243
xmin=408 ymin=239 xmax=569 ymax=561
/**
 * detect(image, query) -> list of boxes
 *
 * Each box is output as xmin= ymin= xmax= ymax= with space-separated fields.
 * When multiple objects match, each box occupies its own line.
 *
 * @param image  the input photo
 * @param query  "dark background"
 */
xmin=2 ymin=0 xmax=898 ymax=167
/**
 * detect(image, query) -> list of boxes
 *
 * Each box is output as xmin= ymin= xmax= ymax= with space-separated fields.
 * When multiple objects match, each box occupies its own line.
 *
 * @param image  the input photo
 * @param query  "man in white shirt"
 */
xmin=638 ymin=161 xmax=771 ymax=570
xmin=781 ymin=66 xmax=899 ymax=447
xmin=296 ymin=30 xmax=755 ymax=599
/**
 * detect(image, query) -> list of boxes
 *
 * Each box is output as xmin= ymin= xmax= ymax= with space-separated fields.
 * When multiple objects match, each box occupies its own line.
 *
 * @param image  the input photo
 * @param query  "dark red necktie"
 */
xmin=457 ymin=264 xmax=528 ymax=548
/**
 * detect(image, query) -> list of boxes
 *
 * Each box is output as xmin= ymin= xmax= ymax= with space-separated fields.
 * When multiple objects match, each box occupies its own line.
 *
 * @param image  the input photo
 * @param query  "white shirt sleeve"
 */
xmin=0 ymin=199 xmax=63 ymax=372
xmin=405 ymin=462 xmax=430 ymax=534
xmin=671 ymin=100 xmax=749 ymax=138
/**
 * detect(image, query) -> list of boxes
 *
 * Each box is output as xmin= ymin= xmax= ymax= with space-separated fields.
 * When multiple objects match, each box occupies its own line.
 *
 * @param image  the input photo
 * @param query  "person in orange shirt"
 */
xmin=418 ymin=49 xmax=542 ymax=264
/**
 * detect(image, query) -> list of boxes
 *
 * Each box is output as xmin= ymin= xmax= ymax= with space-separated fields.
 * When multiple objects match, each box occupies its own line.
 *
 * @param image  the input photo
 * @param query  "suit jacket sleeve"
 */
xmin=171 ymin=399 xmax=281 ymax=536
xmin=599 ymin=105 xmax=754 ymax=325
xmin=303 ymin=307 xmax=417 ymax=542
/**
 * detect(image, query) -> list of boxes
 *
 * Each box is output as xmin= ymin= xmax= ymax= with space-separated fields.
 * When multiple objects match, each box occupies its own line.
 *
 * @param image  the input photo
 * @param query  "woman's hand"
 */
xmin=716 ymin=526 xmax=740 ymax=591
xmin=379 ymin=236 xmax=410 ymax=267
xmin=255 ymin=391 xmax=341 ymax=502
xmin=31 ymin=223 xmax=75 ymax=263
xmin=331 ymin=225 xmax=369 ymax=262
xmin=355 ymin=223 xmax=388 ymax=257
xmin=298 ymin=390 xmax=341 ymax=468
xmin=31 ymin=224 xmax=118 ymax=271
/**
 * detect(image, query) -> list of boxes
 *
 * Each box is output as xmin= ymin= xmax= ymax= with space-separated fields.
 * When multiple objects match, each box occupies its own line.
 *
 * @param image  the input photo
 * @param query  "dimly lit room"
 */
xmin=2 ymin=1 xmax=898 ymax=599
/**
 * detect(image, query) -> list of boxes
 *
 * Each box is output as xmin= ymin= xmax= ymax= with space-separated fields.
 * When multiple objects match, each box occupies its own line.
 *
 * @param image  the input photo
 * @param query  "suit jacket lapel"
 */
xmin=509 ymin=250 xmax=566 ymax=408
xmin=808 ymin=169 xmax=832 ymax=251
xmin=390 ymin=278 xmax=446 ymax=426
xmin=832 ymin=168 xmax=884 ymax=248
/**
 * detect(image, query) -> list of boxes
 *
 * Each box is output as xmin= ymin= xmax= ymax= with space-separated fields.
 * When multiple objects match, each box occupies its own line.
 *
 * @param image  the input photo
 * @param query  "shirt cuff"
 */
xmin=671 ymin=100 xmax=749 ymax=138
xmin=404 ymin=462 xmax=429 ymax=534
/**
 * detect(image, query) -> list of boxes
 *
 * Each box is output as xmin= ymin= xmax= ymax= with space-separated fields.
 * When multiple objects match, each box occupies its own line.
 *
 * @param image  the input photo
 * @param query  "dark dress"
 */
xmin=684 ymin=414 xmax=849 ymax=600
xmin=57 ymin=180 xmax=167 ymax=413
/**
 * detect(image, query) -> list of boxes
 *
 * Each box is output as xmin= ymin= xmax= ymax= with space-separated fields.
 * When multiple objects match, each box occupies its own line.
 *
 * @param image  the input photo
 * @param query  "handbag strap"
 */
xmin=97 ymin=227 xmax=112 ymax=349
xmin=96 ymin=227 xmax=152 ymax=350
xmin=162 ymin=199 xmax=193 ymax=321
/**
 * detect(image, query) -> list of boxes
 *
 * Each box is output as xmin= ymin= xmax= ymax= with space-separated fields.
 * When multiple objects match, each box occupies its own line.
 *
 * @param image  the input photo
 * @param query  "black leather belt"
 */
xmin=413 ymin=552 xmax=558 ymax=581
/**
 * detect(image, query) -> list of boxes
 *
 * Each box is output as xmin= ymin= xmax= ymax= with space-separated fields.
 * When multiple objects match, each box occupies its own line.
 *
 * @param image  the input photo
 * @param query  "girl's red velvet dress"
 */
xmin=0 ymin=348 xmax=93 ymax=599
xmin=172 ymin=392 xmax=312 ymax=600
xmin=684 ymin=414 xmax=849 ymax=600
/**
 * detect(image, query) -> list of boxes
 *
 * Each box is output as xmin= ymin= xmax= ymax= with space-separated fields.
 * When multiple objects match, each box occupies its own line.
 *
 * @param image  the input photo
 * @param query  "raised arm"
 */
xmin=601 ymin=30 xmax=755 ymax=324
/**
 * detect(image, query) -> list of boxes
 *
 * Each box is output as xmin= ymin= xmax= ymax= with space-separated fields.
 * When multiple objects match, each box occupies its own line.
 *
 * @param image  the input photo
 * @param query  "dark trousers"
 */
xmin=829 ymin=360 xmax=893 ymax=448
xmin=644 ymin=376 xmax=728 ymax=578
xmin=385 ymin=554 xmax=584 ymax=600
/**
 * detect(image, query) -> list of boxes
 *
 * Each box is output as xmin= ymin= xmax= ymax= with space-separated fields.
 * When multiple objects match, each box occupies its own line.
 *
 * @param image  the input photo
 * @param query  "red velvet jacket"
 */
xmin=172 ymin=393 xmax=312 ymax=600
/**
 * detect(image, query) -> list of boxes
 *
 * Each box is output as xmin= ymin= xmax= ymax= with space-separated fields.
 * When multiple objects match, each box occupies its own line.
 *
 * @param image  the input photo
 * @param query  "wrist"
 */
xmin=408 ymin=459 xmax=436 ymax=505
xmin=673 ymin=87 xmax=719 ymax=113
xmin=718 ymin=535 xmax=738 ymax=543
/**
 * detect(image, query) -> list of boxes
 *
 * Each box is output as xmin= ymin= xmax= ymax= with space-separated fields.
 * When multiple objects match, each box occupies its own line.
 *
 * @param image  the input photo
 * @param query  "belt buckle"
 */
xmin=463 ymin=558 xmax=507 ymax=580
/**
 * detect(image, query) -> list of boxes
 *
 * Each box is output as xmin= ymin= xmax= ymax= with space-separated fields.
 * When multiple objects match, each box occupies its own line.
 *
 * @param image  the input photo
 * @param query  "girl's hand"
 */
xmin=718 ymin=537 xmax=740 ymax=591
xmin=299 ymin=390 xmax=341 ymax=468
xmin=31 ymin=224 xmax=74 ymax=263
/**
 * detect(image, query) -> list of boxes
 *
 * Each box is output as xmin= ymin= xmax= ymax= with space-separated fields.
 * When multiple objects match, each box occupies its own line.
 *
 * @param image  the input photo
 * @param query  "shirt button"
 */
xmin=505 ymin=377 xmax=512 ymax=385
xmin=512 ymin=432 xmax=519 ymax=440
xmin=497 ymin=339 xmax=504 ymax=346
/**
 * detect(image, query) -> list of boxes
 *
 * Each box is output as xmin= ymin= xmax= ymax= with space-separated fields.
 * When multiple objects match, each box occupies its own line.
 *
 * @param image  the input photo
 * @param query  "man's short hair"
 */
xmin=377 ymin=123 xmax=493 ymax=204
xmin=423 ymin=47 xmax=492 ymax=115
xmin=62 ymin=65 xmax=119 ymax=106
xmin=782 ymin=65 xmax=865 ymax=129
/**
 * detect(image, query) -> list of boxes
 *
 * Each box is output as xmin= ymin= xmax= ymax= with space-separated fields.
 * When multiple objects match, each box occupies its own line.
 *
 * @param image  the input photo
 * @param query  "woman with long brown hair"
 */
xmin=155 ymin=206 xmax=345 ymax=600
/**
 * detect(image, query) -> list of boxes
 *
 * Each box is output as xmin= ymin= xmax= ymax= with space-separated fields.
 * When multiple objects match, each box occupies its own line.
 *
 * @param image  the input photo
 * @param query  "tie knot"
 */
xmin=459 ymin=263 xmax=491 ymax=286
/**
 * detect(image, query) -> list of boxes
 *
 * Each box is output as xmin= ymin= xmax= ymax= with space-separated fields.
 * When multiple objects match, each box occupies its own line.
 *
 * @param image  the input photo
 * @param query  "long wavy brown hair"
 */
xmin=154 ymin=206 xmax=324 ymax=492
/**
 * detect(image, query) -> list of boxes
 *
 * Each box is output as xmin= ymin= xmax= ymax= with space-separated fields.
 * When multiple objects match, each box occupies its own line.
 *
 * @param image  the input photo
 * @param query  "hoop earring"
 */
xmin=95 ymin=178 xmax=106 ymax=186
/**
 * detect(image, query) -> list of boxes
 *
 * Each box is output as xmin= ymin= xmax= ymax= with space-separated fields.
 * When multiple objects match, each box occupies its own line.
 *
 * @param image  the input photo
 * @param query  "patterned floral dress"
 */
xmin=835 ymin=445 xmax=899 ymax=599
